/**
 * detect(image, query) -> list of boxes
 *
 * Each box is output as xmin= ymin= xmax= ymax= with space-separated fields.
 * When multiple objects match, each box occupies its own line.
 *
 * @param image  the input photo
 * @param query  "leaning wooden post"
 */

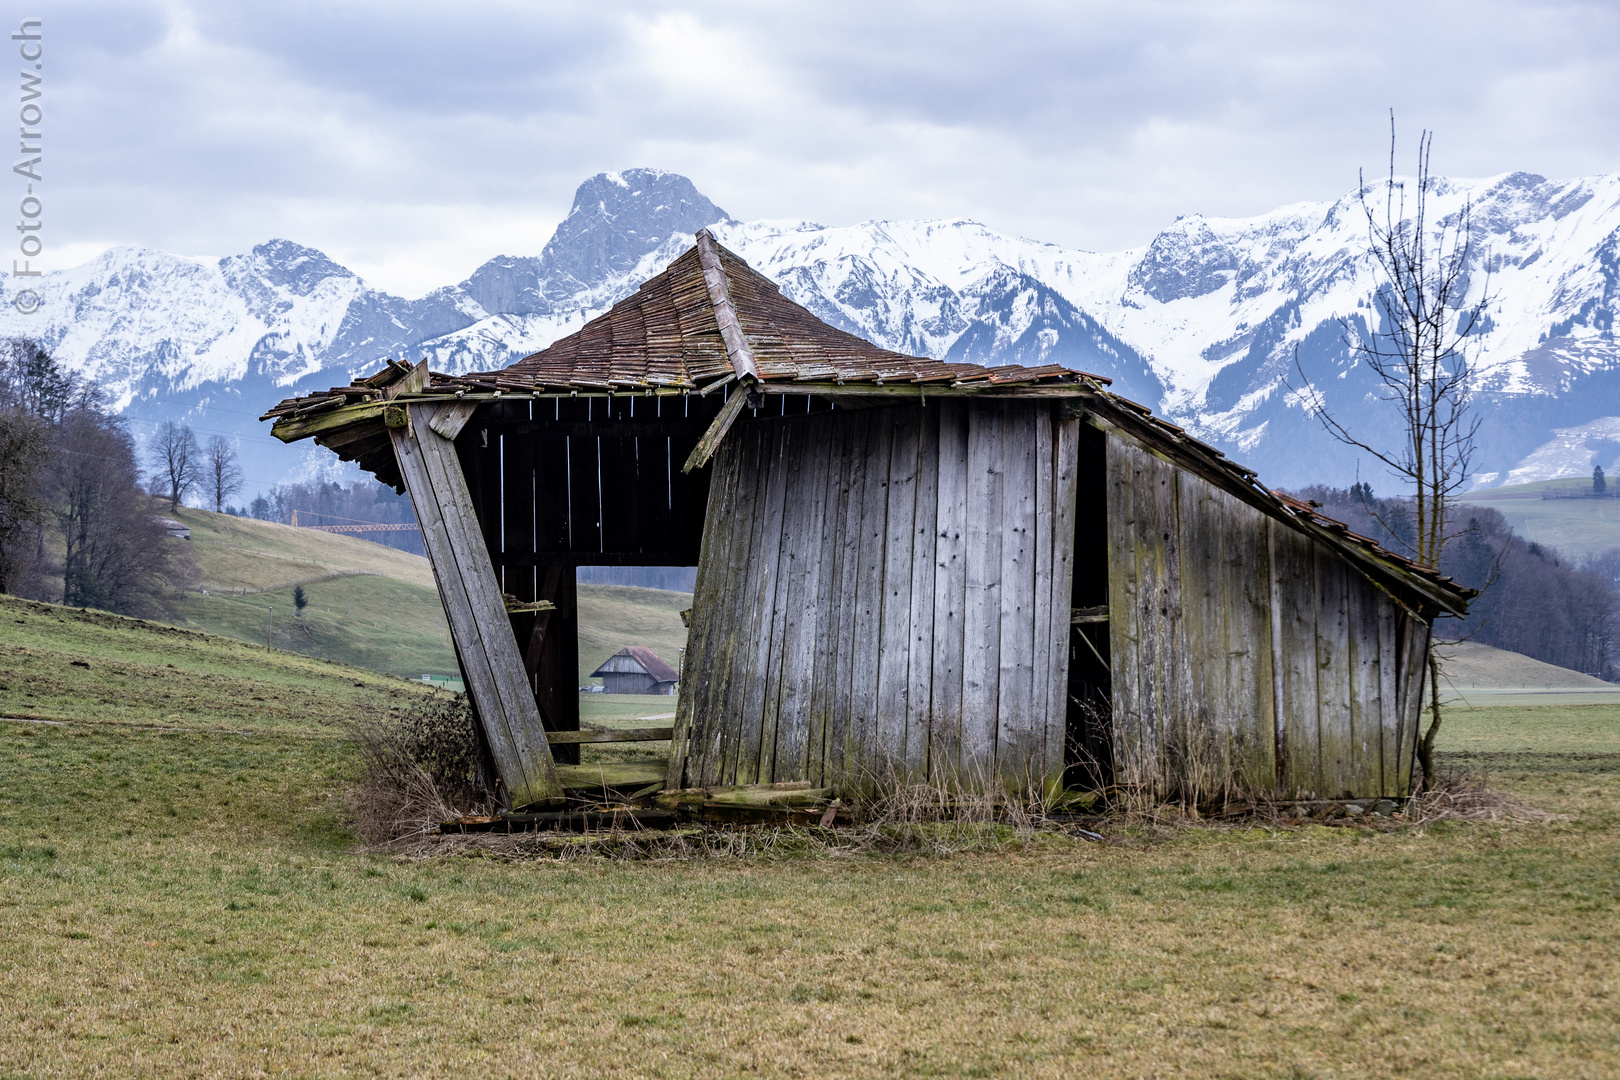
xmin=385 ymin=368 xmax=561 ymax=806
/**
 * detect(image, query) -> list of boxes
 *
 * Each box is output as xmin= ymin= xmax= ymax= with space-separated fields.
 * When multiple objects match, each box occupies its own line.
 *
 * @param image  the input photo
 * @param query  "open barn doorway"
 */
xmin=454 ymin=393 xmax=717 ymax=768
xmin=1065 ymin=422 xmax=1112 ymax=789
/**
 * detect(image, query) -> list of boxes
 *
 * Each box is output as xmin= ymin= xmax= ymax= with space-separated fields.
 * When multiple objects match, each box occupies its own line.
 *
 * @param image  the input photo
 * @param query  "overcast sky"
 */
xmin=27 ymin=0 xmax=1620 ymax=296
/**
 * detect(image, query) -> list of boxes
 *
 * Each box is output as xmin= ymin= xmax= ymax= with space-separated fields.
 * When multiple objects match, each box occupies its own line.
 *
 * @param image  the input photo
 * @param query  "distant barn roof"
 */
xmin=590 ymin=646 xmax=679 ymax=684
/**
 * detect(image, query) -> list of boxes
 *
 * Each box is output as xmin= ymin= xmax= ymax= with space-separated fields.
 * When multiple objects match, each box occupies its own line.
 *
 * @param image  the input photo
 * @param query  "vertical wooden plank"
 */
xmin=1221 ymin=488 xmax=1276 ymax=794
xmin=929 ymin=401 xmax=970 ymax=785
xmin=690 ymin=424 xmax=763 ymax=787
xmin=392 ymin=407 xmax=559 ymax=806
xmin=1376 ymin=596 xmax=1401 ymax=797
xmin=961 ymin=401 xmax=1005 ymax=784
xmin=765 ymin=416 xmax=830 ymax=782
xmin=827 ymin=410 xmax=871 ymax=795
xmin=847 ymin=411 xmax=894 ymax=792
xmin=1395 ymin=613 xmax=1431 ymax=795
xmin=751 ymin=420 xmax=802 ymax=784
xmin=1273 ymin=522 xmax=1321 ymax=798
xmin=905 ymin=404 xmax=941 ymax=781
xmin=1344 ymin=573 xmax=1383 ymax=799
xmin=1314 ymin=547 xmax=1353 ymax=798
xmin=1171 ymin=468 xmax=1214 ymax=801
xmin=1043 ymin=411 xmax=1081 ymax=792
xmin=730 ymin=420 xmax=792 ymax=787
xmin=1028 ymin=405 xmax=1055 ymax=788
xmin=1105 ymin=431 xmax=1146 ymax=791
xmin=799 ymin=413 xmax=846 ymax=786
xmin=995 ymin=403 xmax=1039 ymax=787
xmin=877 ymin=406 xmax=921 ymax=776
xmin=753 ymin=419 xmax=800 ymax=783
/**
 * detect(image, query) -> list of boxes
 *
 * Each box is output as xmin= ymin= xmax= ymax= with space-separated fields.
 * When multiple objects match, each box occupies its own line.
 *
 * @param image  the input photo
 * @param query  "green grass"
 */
xmin=1459 ymin=476 xmax=1620 ymax=559
xmin=2 ymin=598 xmax=1617 ymax=1077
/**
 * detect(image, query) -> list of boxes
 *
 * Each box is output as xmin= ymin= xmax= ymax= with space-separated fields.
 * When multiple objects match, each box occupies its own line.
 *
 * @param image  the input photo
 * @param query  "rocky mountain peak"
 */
xmin=459 ymin=168 xmax=729 ymax=316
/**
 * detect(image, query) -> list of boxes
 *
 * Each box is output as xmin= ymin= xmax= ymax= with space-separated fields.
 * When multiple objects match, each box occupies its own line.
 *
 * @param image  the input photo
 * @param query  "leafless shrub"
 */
xmin=1403 ymin=762 xmax=1557 ymax=825
xmin=342 ymin=692 xmax=493 ymax=848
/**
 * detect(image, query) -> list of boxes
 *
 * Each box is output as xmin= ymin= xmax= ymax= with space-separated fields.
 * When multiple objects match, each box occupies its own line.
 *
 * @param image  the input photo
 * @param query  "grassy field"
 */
xmin=1459 ymin=476 xmax=1620 ymax=560
xmin=167 ymin=508 xmax=692 ymax=686
xmin=2 ymin=599 xmax=1617 ymax=1078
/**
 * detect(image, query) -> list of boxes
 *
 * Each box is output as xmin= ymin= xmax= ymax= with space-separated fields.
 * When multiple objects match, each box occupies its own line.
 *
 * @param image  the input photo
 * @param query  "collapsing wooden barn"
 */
xmin=264 ymin=230 xmax=1474 ymax=808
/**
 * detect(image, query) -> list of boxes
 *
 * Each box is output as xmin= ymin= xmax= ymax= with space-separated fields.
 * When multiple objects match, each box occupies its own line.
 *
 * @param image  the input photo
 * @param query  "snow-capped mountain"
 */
xmin=3 ymin=167 xmax=1618 ymax=495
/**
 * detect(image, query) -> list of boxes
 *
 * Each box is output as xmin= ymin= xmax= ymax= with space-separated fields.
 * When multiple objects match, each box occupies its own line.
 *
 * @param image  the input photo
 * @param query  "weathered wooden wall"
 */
xmin=670 ymin=399 xmax=1080 ymax=795
xmin=1105 ymin=431 xmax=1428 ymax=800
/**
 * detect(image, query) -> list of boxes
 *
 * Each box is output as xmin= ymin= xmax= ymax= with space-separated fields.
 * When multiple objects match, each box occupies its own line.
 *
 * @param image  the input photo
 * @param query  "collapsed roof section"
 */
xmin=261 ymin=231 xmax=1475 ymax=619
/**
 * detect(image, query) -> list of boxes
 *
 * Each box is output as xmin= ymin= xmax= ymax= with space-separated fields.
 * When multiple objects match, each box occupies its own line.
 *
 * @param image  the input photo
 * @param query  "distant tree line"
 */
xmin=241 ymin=480 xmax=425 ymax=557
xmin=0 ymin=338 xmax=196 ymax=615
xmin=1295 ymin=483 xmax=1620 ymax=679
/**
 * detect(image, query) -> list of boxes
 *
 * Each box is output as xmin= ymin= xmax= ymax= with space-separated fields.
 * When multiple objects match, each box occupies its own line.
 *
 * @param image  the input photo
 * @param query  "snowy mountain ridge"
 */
xmin=3 ymin=167 xmax=1618 ymax=492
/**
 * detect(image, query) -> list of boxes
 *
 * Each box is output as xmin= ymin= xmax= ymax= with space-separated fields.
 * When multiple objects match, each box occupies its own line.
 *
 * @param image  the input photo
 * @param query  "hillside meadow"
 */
xmin=1 ymin=596 xmax=1617 ymax=1078
xmin=169 ymin=507 xmax=692 ymax=685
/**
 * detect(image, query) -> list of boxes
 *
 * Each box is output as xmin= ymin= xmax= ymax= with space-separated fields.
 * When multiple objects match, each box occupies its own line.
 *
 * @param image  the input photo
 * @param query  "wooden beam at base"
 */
xmin=553 ymin=761 xmax=670 ymax=790
xmin=391 ymin=399 xmax=561 ymax=806
xmin=545 ymin=727 xmax=675 ymax=744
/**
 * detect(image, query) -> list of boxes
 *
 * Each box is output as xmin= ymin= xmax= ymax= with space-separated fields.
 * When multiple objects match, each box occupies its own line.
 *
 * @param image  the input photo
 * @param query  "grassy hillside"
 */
xmin=1458 ymin=477 xmax=1620 ymax=560
xmin=2 ymin=597 xmax=1617 ymax=1076
xmin=168 ymin=507 xmax=691 ymax=686
xmin=0 ymin=594 xmax=436 ymax=733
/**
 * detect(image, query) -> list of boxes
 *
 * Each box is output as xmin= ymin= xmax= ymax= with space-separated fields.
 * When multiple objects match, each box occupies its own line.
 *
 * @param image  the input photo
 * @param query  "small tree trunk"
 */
xmin=1416 ymin=649 xmax=1443 ymax=791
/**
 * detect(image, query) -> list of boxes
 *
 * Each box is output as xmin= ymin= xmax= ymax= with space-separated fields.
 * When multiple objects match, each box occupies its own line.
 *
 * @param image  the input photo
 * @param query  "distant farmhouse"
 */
xmin=592 ymin=646 xmax=679 ymax=696
xmin=264 ymin=230 xmax=1474 ymax=808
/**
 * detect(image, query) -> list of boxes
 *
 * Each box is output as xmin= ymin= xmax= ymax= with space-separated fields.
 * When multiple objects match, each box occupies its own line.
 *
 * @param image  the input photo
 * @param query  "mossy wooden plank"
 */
xmin=391 ymin=403 xmax=560 ymax=807
xmin=554 ymin=761 xmax=670 ymax=790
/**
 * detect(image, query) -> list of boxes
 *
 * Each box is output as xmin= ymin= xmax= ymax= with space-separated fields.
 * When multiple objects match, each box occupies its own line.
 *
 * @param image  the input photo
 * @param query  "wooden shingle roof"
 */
xmin=258 ymin=233 xmax=1475 ymax=618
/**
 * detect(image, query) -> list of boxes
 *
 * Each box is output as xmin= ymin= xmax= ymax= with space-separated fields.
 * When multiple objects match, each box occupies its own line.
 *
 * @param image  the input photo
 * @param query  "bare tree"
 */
xmin=150 ymin=421 xmax=201 ymax=510
xmin=202 ymin=435 xmax=244 ymax=512
xmin=1292 ymin=118 xmax=1489 ymax=789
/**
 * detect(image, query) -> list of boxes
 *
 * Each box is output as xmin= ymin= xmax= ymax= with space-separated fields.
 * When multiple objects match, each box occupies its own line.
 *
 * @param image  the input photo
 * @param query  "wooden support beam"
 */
xmin=682 ymin=387 xmax=751 ymax=474
xmin=390 ymin=395 xmax=561 ymax=806
xmin=544 ymin=726 xmax=675 ymax=744
xmin=270 ymin=399 xmax=387 ymax=442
